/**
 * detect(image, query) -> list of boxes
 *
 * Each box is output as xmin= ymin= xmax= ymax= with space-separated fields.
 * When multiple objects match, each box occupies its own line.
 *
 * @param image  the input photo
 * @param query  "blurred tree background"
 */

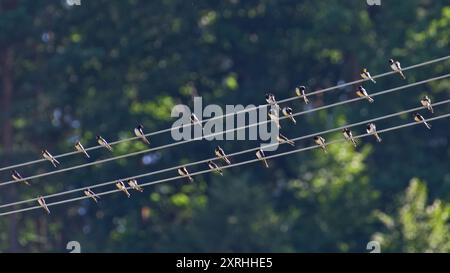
xmin=0 ymin=0 xmax=449 ymax=252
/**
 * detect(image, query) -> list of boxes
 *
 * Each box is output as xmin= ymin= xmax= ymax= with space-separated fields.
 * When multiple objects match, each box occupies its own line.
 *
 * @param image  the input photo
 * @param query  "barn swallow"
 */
xmin=256 ymin=149 xmax=269 ymax=168
xmin=314 ymin=136 xmax=327 ymax=153
xmin=128 ymin=179 xmax=144 ymax=192
xmin=389 ymin=59 xmax=406 ymax=79
xmin=37 ymin=196 xmax=50 ymax=214
xmin=414 ymin=113 xmax=431 ymax=129
xmin=42 ymin=149 xmax=60 ymax=168
xmin=360 ymin=68 xmax=376 ymax=83
xmin=134 ymin=124 xmax=150 ymax=145
xmin=342 ymin=128 xmax=357 ymax=147
xmin=420 ymin=96 xmax=433 ymax=113
xmin=356 ymin=86 xmax=374 ymax=103
xmin=115 ymin=181 xmax=130 ymax=198
xmin=84 ymin=188 xmax=100 ymax=203
xmin=11 ymin=170 xmax=30 ymax=186
xmin=178 ymin=167 xmax=194 ymax=182
xmin=277 ymin=133 xmax=295 ymax=147
xmin=208 ymin=160 xmax=223 ymax=176
xmin=190 ymin=113 xmax=202 ymax=126
xmin=268 ymin=109 xmax=281 ymax=129
xmin=75 ymin=141 xmax=90 ymax=158
xmin=282 ymin=107 xmax=296 ymax=124
xmin=265 ymin=93 xmax=279 ymax=108
xmin=366 ymin=123 xmax=382 ymax=142
xmin=96 ymin=135 xmax=113 ymax=151
xmin=295 ymin=86 xmax=310 ymax=104
xmin=215 ymin=146 xmax=231 ymax=165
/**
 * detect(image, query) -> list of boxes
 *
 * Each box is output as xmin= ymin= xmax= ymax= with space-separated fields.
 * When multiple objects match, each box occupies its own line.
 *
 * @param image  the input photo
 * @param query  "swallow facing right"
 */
xmin=178 ymin=167 xmax=194 ymax=183
xmin=414 ymin=113 xmax=431 ymax=129
xmin=268 ymin=109 xmax=281 ymax=129
xmin=208 ymin=160 xmax=223 ymax=176
xmin=134 ymin=124 xmax=150 ymax=145
xmin=282 ymin=107 xmax=296 ymax=124
xmin=366 ymin=123 xmax=382 ymax=142
xmin=256 ymin=149 xmax=269 ymax=168
xmin=277 ymin=133 xmax=295 ymax=147
xmin=42 ymin=149 xmax=60 ymax=168
xmin=128 ymin=179 xmax=144 ymax=192
xmin=389 ymin=59 xmax=406 ymax=79
xmin=97 ymin=135 xmax=113 ymax=151
xmin=420 ymin=96 xmax=433 ymax=113
xmin=215 ymin=146 xmax=231 ymax=165
xmin=84 ymin=188 xmax=100 ymax=203
xmin=75 ymin=141 xmax=90 ymax=158
xmin=342 ymin=128 xmax=357 ymax=147
xmin=314 ymin=136 xmax=327 ymax=153
xmin=295 ymin=86 xmax=310 ymax=104
xmin=356 ymin=86 xmax=374 ymax=103
xmin=360 ymin=68 xmax=376 ymax=83
xmin=115 ymin=181 xmax=131 ymax=198
xmin=37 ymin=196 xmax=50 ymax=214
xmin=190 ymin=113 xmax=202 ymax=126
xmin=11 ymin=170 xmax=30 ymax=186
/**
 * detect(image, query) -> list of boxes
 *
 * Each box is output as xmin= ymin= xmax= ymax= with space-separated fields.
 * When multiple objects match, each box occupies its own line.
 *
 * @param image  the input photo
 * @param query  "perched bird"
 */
xmin=414 ymin=113 xmax=431 ymax=129
xmin=420 ymin=96 xmax=433 ymax=113
xmin=128 ymin=179 xmax=144 ymax=192
xmin=134 ymin=124 xmax=150 ymax=145
xmin=42 ymin=149 xmax=60 ymax=168
xmin=37 ymin=196 xmax=50 ymax=214
xmin=208 ymin=160 xmax=223 ymax=176
xmin=84 ymin=188 xmax=100 ymax=203
xmin=215 ymin=146 xmax=231 ymax=165
xmin=256 ymin=149 xmax=269 ymax=168
xmin=115 ymin=181 xmax=130 ymax=198
xmin=295 ymin=86 xmax=310 ymax=104
xmin=356 ymin=86 xmax=374 ymax=103
xmin=314 ymin=136 xmax=327 ymax=153
xmin=389 ymin=59 xmax=406 ymax=79
xmin=265 ymin=93 xmax=279 ymax=108
xmin=366 ymin=123 xmax=382 ymax=142
xmin=277 ymin=133 xmax=295 ymax=147
xmin=178 ymin=167 xmax=194 ymax=182
xmin=75 ymin=141 xmax=90 ymax=158
xmin=190 ymin=113 xmax=202 ymax=126
xmin=282 ymin=107 xmax=296 ymax=124
xmin=360 ymin=68 xmax=376 ymax=83
xmin=268 ymin=109 xmax=281 ymax=129
xmin=11 ymin=170 xmax=30 ymax=186
xmin=342 ymin=128 xmax=357 ymax=147
xmin=97 ymin=135 xmax=113 ymax=151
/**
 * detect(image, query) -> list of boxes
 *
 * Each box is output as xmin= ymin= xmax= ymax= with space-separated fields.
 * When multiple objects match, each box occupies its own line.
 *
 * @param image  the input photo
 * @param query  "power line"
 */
xmin=1 ymin=112 xmax=448 ymax=217
xmin=1 ymin=55 xmax=448 ymax=173
xmin=0 ymin=74 xmax=448 ymax=187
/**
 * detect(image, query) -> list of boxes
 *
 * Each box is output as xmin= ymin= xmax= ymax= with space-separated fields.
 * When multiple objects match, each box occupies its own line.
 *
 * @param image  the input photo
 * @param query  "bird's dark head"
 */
xmin=389 ymin=59 xmax=394 ymax=64
xmin=298 ymin=86 xmax=306 ymax=92
xmin=41 ymin=149 xmax=46 ymax=154
xmin=215 ymin=146 xmax=221 ymax=152
xmin=342 ymin=128 xmax=349 ymax=133
xmin=137 ymin=124 xmax=143 ymax=129
xmin=362 ymin=68 xmax=367 ymax=72
xmin=313 ymin=136 xmax=319 ymax=141
xmin=358 ymin=85 xmax=364 ymax=90
xmin=96 ymin=135 xmax=101 ymax=140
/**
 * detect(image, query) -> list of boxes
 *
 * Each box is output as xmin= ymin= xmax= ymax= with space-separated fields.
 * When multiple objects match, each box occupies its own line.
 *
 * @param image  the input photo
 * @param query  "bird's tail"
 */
xmin=303 ymin=97 xmax=310 ymax=104
xmin=287 ymin=140 xmax=295 ymax=147
xmin=367 ymin=96 xmax=374 ymax=103
xmin=371 ymin=78 xmax=377 ymax=84
xmin=84 ymin=151 xmax=90 ymax=158
xmin=24 ymin=180 xmax=30 ymax=186
xmin=399 ymin=71 xmax=406 ymax=79
xmin=107 ymin=145 xmax=113 ymax=152
xmin=51 ymin=160 xmax=58 ymax=168
xmin=429 ymin=106 xmax=434 ymax=113
xmin=424 ymin=122 xmax=432 ymax=130
xmin=351 ymin=138 xmax=357 ymax=147
xmin=224 ymin=157 xmax=231 ymax=165
xmin=262 ymin=159 xmax=269 ymax=168
xmin=142 ymin=137 xmax=150 ymax=145
xmin=188 ymin=176 xmax=194 ymax=183
xmin=290 ymin=117 xmax=297 ymax=124
xmin=322 ymin=146 xmax=328 ymax=153
xmin=375 ymin=134 xmax=382 ymax=142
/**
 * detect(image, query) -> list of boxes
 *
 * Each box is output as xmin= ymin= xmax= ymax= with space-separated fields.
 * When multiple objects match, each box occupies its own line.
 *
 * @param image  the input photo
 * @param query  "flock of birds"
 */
xmin=7 ymin=59 xmax=437 ymax=214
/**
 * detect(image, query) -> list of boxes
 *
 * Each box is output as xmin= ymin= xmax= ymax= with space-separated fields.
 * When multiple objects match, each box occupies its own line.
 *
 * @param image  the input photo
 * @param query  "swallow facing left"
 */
xmin=215 ymin=146 xmax=231 ymax=165
xmin=128 ymin=179 xmax=144 ymax=192
xmin=42 ymin=149 xmax=60 ymax=168
xmin=190 ymin=113 xmax=202 ymax=126
xmin=356 ymin=86 xmax=374 ymax=103
xmin=134 ymin=124 xmax=150 ymax=145
xmin=414 ymin=113 xmax=431 ymax=129
xmin=256 ymin=149 xmax=269 ymax=168
xmin=84 ymin=188 xmax=100 ymax=203
xmin=268 ymin=109 xmax=281 ymax=129
xmin=97 ymin=135 xmax=113 ymax=151
xmin=295 ymin=86 xmax=310 ymax=104
xmin=366 ymin=123 xmax=382 ymax=142
xmin=360 ymin=68 xmax=376 ymax=83
xmin=75 ymin=141 xmax=90 ymax=158
xmin=314 ymin=136 xmax=327 ymax=153
xmin=265 ymin=93 xmax=279 ymax=108
xmin=277 ymin=133 xmax=295 ymax=147
xmin=282 ymin=107 xmax=296 ymax=124
xmin=37 ymin=196 xmax=50 ymax=214
xmin=342 ymin=128 xmax=357 ymax=147
xmin=208 ymin=160 xmax=223 ymax=176
xmin=420 ymin=96 xmax=433 ymax=113
xmin=178 ymin=167 xmax=194 ymax=182
xmin=115 ymin=181 xmax=131 ymax=198
xmin=11 ymin=170 xmax=30 ymax=186
xmin=389 ymin=59 xmax=406 ymax=79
